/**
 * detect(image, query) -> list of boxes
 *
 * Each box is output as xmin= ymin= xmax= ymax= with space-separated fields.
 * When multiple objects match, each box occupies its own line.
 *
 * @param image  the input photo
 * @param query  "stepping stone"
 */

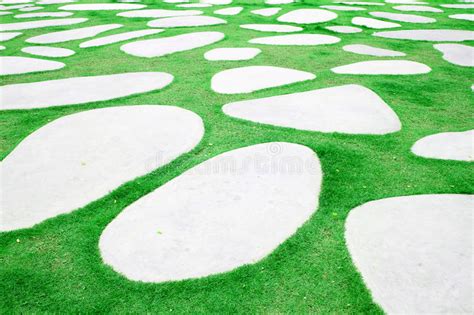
xmin=37 ymin=0 xmax=75 ymax=3
xmin=320 ymin=5 xmax=366 ymax=11
xmin=277 ymin=9 xmax=337 ymax=24
xmin=80 ymin=29 xmax=163 ymax=48
xmin=147 ymin=16 xmax=226 ymax=28
xmin=434 ymin=44 xmax=474 ymax=67
xmin=249 ymin=34 xmax=340 ymax=46
xmin=164 ymin=0 xmax=189 ymax=2
xmin=0 ymin=105 xmax=204 ymax=232
xmin=341 ymin=1 xmax=385 ymax=5
xmin=352 ymin=17 xmax=400 ymax=29
xmin=99 ymin=142 xmax=322 ymax=283
xmin=223 ymin=84 xmax=401 ymax=134
xmin=202 ymin=0 xmax=232 ymax=4
xmin=393 ymin=5 xmax=443 ymax=12
xmin=265 ymin=0 xmax=293 ymax=4
xmin=0 ymin=45 xmax=5 ymax=49
xmin=59 ymin=3 xmax=145 ymax=10
xmin=21 ymin=45 xmax=75 ymax=57
xmin=0 ymin=4 xmax=32 ymax=9
xmin=0 ymin=11 xmax=12 ymax=15
xmin=385 ymin=0 xmax=427 ymax=3
xmin=251 ymin=8 xmax=281 ymax=16
xmin=0 ymin=0 xmax=32 ymax=3
xmin=343 ymin=44 xmax=405 ymax=56
xmin=117 ymin=9 xmax=202 ymax=18
xmin=18 ymin=5 xmax=43 ymax=11
xmin=449 ymin=14 xmax=474 ymax=21
xmin=325 ymin=25 xmax=362 ymax=33
xmin=121 ymin=31 xmax=224 ymax=58
xmin=0 ymin=18 xmax=87 ymax=31
xmin=0 ymin=56 xmax=64 ymax=75
xmin=0 ymin=31 xmax=21 ymax=41
xmin=332 ymin=60 xmax=430 ymax=75
xmin=14 ymin=11 xmax=73 ymax=18
xmin=240 ymin=24 xmax=302 ymax=33
xmin=373 ymin=29 xmax=474 ymax=42
xmin=177 ymin=3 xmax=211 ymax=8
xmin=345 ymin=194 xmax=473 ymax=314
xmin=369 ymin=11 xmax=435 ymax=23
xmin=441 ymin=4 xmax=474 ymax=9
xmin=204 ymin=47 xmax=261 ymax=60
xmin=214 ymin=6 xmax=242 ymax=15
xmin=0 ymin=72 xmax=173 ymax=110
xmin=212 ymin=65 xmax=315 ymax=94
xmin=411 ymin=130 xmax=474 ymax=161
xmin=26 ymin=24 xmax=123 ymax=44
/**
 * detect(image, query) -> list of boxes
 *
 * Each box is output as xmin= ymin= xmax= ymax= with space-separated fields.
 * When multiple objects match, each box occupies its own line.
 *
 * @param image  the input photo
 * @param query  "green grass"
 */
xmin=1 ymin=0 xmax=473 ymax=313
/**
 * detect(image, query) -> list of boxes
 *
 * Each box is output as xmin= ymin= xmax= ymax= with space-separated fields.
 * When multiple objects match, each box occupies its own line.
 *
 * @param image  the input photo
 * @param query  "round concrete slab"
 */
xmin=21 ymin=45 xmax=75 ymax=57
xmin=369 ymin=11 xmax=436 ymax=23
xmin=325 ymin=26 xmax=362 ymax=33
xmin=240 ymin=23 xmax=302 ymax=33
xmin=0 ymin=105 xmax=204 ymax=232
xmin=352 ymin=17 xmax=400 ymax=29
xmin=80 ymin=29 xmax=163 ymax=48
xmin=277 ymin=9 xmax=337 ymax=24
xmin=204 ymin=47 xmax=261 ymax=60
xmin=211 ymin=65 xmax=315 ymax=94
xmin=99 ymin=142 xmax=322 ymax=283
xmin=26 ymin=24 xmax=122 ymax=44
xmin=343 ymin=44 xmax=405 ymax=56
xmin=373 ymin=29 xmax=474 ymax=41
xmin=117 ymin=9 xmax=202 ymax=18
xmin=147 ymin=15 xmax=226 ymax=28
xmin=59 ymin=3 xmax=145 ymax=10
xmin=0 ymin=56 xmax=64 ymax=75
xmin=433 ymin=43 xmax=474 ymax=67
xmin=249 ymin=34 xmax=340 ymax=45
xmin=411 ymin=130 xmax=473 ymax=161
xmin=0 ymin=17 xmax=87 ymax=31
xmin=214 ymin=6 xmax=242 ymax=15
xmin=332 ymin=60 xmax=431 ymax=75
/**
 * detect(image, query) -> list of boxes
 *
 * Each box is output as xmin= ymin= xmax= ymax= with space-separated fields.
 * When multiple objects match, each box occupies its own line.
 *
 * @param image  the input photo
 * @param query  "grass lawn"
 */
xmin=0 ymin=0 xmax=473 ymax=313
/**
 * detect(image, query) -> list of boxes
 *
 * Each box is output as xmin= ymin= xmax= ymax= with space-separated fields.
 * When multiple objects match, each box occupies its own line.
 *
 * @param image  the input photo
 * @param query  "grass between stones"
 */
xmin=0 ymin=0 xmax=473 ymax=313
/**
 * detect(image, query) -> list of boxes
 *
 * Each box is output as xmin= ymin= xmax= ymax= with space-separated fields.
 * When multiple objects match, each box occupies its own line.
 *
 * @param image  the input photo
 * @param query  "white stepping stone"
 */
xmin=80 ymin=29 xmax=163 ymax=48
xmin=373 ymin=29 xmax=474 ymax=42
xmin=37 ymin=0 xmax=75 ymax=3
xmin=343 ymin=44 xmax=405 ymax=56
xmin=441 ymin=3 xmax=474 ymax=8
xmin=21 ymin=45 xmax=75 ymax=57
xmin=0 ymin=0 xmax=31 ymax=3
xmin=0 ymin=11 xmax=12 ymax=15
xmin=99 ymin=142 xmax=321 ymax=283
xmin=211 ymin=65 xmax=315 ymax=94
xmin=148 ymin=16 xmax=226 ymax=28
xmin=385 ymin=0 xmax=427 ymax=3
xmin=277 ymin=9 xmax=337 ymax=24
xmin=0 ymin=4 xmax=32 ymax=9
xmin=332 ymin=60 xmax=430 ymax=75
xmin=177 ymin=3 xmax=211 ymax=7
xmin=18 ymin=6 xmax=42 ymax=11
xmin=240 ymin=23 xmax=302 ymax=33
xmin=345 ymin=194 xmax=473 ymax=314
xmin=412 ymin=130 xmax=474 ymax=161
xmin=434 ymin=44 xmax=474 ymax=67
xmin=0 ymin=18 xmax=87 ymax=31
xmin=265 ymin=0 xmax=293 ymax=4
xmin=0 ymin=72 xmax=173 ymax=110
xmin=223 ymin=84 xmax=401 ymax=134
xmin=320 ymin=5 xmax=366 ymax=11
xmin=393 ymin=5 xmax=443 ymax=12
xmin=249 ymin=34 xmax=340 ymax=46
xmin=0 ymin=56 xmax=64 ymax=75
xmin=251 ymin=8 xmax=281 ymax=16
xmin=121 ymin=31 xmax=224 ymax=58
xmin=0 ymin=105 xmax=203 ymax=232
xmin=0 ymin=31 xmax=21 ymax=41
xmin=325 ymin=25 xmax=362 ymax=33
xmin=117 ymin=9 xmax=202 ymax=18
xmin=352 ymin=17 xmax=400 ymax=29
xmin=369 ymin=11 xmax=436 ymax=23
xmin=0 ymin=45 xmax=5 ymax=49
xmin=214 ymin=6 xmax=242 ymax=15
xmin=59 ymin=3 xmax=145 ymax=10
xmin=201 ymin=0 xmax=231 ymax=4
xmin=204 ymin=47 xmax=261 ymax=60
xmin=164 ymin=0 xmax=189 ymax=3
xmin=341 ymin=1 xmax=385 ymax=5
xmin=14 ymin=11 xmax=73 ymax=18
xmin=26 ymin=24 xmax=123 ymax=44
xmin=449 ymin=14 xmax=474 ymax=21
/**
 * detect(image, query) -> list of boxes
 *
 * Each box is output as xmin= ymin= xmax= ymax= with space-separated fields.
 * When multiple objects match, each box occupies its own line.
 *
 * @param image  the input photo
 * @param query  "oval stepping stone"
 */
xmin=0 ymin=56 xmax=64 ymax=75
xmin=0 ymin=105 xmax=204 ymax=232
xmin=164 ymin=0 xmax=189 ymax=2
xmin=433 ymin=44 xmax=474 ymax=67
xmin=202 ymin=0 xmax=231 ymax=4
xmin=325 ymin=25 xmax=362 ymax=33
xmin=411 ymin=130 xmax=474 ymax=161
xmin=223 ymin=84 xmax=401 ymax=134
xmin=345 ymin=194 xmax=473 ymax=314
xmin=0 ymin=11 xmax=12 ymax=15
xmin=80 ymin=29 xmax=163 ymax=48
xmin=449 ymin=14 xmax=474 ymax=21
xmin=211 ymin=65 xmax=315 ymax=94
xmin=26 ymin=24 xmax=123 ymax=44
xmin=177 ymin=3 xmax=211 ymax=8
xmin=341 ymin=1 xmax=384 ymax=5
xmin=37 ymin=0 xmax=76 ymax=3
xmin=0 ymin=45 xmax=5 ymax=49
xmin=385 ymin=0 xmax=427 ymax=3
xmin=0 ymin=31 xmax=21 ymax=41
xmin=0 ymin=72 xmax=173 ymax=110
xmin=251 ymin=8 xmax=281 ymax=16
xmin=249 ymin=34 xmax=340 ymax=46
xmin=320 ymin=5 xmax=366 ymax=11
xmin=59 ymin=3 xmax=145 ymax=10
xmin=352 ymin=17 xmax=400 ymax=29
xmin=21 ymin=45 xmax=75 ymax=57
xmin=373 ymin=29 xmax=474 ymax=42
xmin=441 ymin=4 xmax=474 ymax=8
xmin=240 ymin=23 xmax=302 ymax=33
xmin=121 ymin=31 xmax=224 ymax=58
xmin=393 ymin=5 xmax=443 ymax=12
xmin=99 ymin=142 xmax=322 ymax=283
xmin=332 ymin=60 xmax=430 ymax=75
xmin=147 ymin=16 xmax=226 ymax=28
xmin=369 ymin=11 xmax=436 ymax=23
xmin=0 ymin=17 xmax=87 ymax=31
xmin=214 ymin=6 xmax=242 ymax=15
xmin=265 ymin=0 xmax=293 ymax=4
xmin=117 ymin=9 xmax=202 ymax=18
xmin=14 ymin=11 xmax=73 ymax=18
xmin=204 ymin=47 xmax=261 ymax=61
xmin=343 ymin=44 xmax=405 ymax=57
xmin=18 ymin=5 xmax=43 ymax=11
xmin=277 ymin=9 xmax=337 ymax=24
